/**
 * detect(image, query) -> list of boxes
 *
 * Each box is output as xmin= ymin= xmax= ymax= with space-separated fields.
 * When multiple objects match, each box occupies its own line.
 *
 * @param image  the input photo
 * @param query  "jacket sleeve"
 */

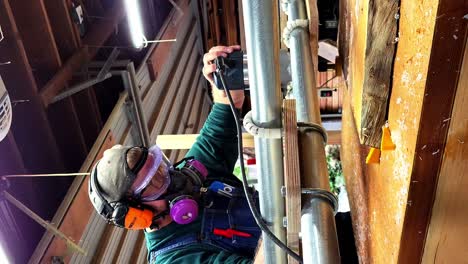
xmin=186 ymin=103 xmax=241 ymax=184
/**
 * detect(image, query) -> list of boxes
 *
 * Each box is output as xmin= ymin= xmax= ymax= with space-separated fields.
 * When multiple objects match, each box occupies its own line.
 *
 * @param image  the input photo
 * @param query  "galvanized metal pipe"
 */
xmin=241 ymin=0 xmax=287 ymax=263
xmin=286 ymin=0 xmax=341 ymax=263
xmin=243 ymin=51 xmax=292 ymax=89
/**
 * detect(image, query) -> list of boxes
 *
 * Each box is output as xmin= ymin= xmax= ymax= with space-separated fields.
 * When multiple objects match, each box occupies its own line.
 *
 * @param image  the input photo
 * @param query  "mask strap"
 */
xmin=150 ymin=208 xmax=170 ymax=230
xmin=172 ymin=156 xmax=195 ymax=169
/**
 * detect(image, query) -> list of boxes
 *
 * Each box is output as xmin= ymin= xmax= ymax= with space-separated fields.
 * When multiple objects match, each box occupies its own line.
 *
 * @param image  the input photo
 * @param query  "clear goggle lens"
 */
xmin=130 ymin=146 xmax=170 ymax=201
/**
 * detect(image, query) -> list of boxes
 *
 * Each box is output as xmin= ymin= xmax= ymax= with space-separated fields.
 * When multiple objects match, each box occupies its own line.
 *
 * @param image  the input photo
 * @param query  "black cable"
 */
xmin=216 ymin=69 xmax=303 ymax=263
xmin=319 ymin=74 xmax=338 ymax=88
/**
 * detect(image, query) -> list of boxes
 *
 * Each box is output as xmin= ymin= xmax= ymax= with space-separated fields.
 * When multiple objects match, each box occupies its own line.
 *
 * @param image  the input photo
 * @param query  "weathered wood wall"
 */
xmin=340 ymin=0 xmax=467 ymax=263
xmin=30 ymin=1 xmax=211 ymax=262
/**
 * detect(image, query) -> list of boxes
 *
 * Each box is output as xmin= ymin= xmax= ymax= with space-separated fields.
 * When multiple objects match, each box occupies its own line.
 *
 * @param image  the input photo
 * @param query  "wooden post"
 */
xmin=282 ymin=99 xmax=301 ymax=263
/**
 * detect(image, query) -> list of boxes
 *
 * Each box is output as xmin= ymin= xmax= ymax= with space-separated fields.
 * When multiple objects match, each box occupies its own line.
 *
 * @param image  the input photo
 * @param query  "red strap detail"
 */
xmin=213 ymin=228 xmax=252 ymax=238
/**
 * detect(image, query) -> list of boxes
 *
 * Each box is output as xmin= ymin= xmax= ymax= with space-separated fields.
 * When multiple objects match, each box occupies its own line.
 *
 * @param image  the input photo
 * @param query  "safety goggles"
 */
xmin=129 ymin=145 xmax=170 ymax=202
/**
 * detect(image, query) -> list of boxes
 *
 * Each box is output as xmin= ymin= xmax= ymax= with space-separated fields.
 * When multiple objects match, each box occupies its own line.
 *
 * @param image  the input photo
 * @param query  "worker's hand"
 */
xmin=202 ymin=45 xmax=245 ymax=109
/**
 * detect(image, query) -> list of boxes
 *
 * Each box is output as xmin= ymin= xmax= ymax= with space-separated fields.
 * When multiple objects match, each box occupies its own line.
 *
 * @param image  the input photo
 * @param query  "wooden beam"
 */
xmin=40 ymin=0 xmax=125 ymax=107
xmin=156 ymin=133 xmax=255 ymax=150
xmin=173 ymin=79 xmax=200 ymax=160
xmin=39 ymin=131 xmax=116 ymax=263
xmin=8 ymin=0 xmax=89 ymax=168
xmin=337 ymin=0 xmax=350 ymax=80
xmin=398 ymin=2 xmax=467 ymax=263
xmin=8 ymin=0 xmax=62 ymax=86
xmin=421 ymin=37 xmax=468 ymax=264
xmin=191 ymin=0 xmax=207 ymax=64
xmin=145 ymin=0 xmax=187 ymax=88
xmin=40 ymin=47 xmax=89 ymax=106
xmin=0 ymin=0 xmax=64 ymax=171
xmin=185 ymin=87 xmax=206 ymax=135
xmin=305 ymin=0 xmax=319 ymax=72
xmin=282 ymin=99 xmax=301 ymax=263
xmin=211 ymin=0 xmax=221 ymax=44
xmin=149 ymin=25 xmax=197 ymax=139
xmin=43 ymin=0 xmax=81 ymax=64
xmin=340 ymin=88 xmax=371 ymax=262
xmin=42 ymin=0 xmax=103 ymax=148
xmin=359 ymin=0 xmax=399 ymax=147
xmin=144 ymin=11 xmax=194 ymax=128
xmin=222 ymin=0 xmax=238 ymax=45
xmin=237 ymin=0 xmax=246 ymax=49
xmin=163 ymin=53 xmax=201 ymax=136
xmin=177 ymin=71 xmax=203 ymax=135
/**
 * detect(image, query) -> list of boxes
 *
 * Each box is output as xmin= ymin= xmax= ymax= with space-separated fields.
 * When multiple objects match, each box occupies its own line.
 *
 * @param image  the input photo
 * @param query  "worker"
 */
xmin=88 ymin=45 xmax=262 ymax=263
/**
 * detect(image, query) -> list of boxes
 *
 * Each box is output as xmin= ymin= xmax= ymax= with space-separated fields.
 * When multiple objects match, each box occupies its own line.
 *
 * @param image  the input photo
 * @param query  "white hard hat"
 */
xmin=0 ymin=75 xmax=12 ymax=142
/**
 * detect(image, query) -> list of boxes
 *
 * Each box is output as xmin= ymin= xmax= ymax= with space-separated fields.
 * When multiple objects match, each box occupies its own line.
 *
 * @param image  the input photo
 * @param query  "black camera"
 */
xmin=213 ymin=51 xmax=245 ymax=90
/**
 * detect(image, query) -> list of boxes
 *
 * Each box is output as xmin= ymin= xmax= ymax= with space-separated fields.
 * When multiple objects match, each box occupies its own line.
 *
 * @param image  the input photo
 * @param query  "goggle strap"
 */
xmin=128 ymin=146 xmax=149 ymax=174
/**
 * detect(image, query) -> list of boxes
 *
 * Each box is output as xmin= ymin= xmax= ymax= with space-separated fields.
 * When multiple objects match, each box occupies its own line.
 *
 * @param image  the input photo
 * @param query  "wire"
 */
xmin=2 ymin=191 xmax=87 ymax=255
xmin=216 ymin=69 xmax=303 ymax=263
xmin=3 ymin=172 xmax=90 ymax=178
xmin=319 ymin=74 xmax=337 ymax=88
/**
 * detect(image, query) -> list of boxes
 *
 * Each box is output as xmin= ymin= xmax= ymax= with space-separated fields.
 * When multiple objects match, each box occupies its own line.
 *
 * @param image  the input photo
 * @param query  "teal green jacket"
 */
xmin=145 ymin=104 xmax=252 ymax=264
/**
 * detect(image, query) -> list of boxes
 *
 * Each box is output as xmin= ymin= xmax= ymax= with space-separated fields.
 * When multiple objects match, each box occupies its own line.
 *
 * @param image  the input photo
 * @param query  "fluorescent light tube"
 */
xmin=124 ymin=0 xmax=145 ymax=48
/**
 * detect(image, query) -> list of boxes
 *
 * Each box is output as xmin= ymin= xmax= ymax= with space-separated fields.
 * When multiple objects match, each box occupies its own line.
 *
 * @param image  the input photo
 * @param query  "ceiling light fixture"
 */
xmin=0 ymin=244 xmax=9 ymax=264
xmin=124 ymin=0 xmax=146 ymax=48
xmin=124 ymin=0 xmax=176 ymax=49
xmin=0 ymin=75 xmax=12 ymax=142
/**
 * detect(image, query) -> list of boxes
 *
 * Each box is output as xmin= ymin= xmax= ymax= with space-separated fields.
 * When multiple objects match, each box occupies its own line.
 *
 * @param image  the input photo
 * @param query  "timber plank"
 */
xmin=98 ymin=227 xmax=126 ymax=263
xmin=282 ymin=99 xmax=301 ymax=263
xmin=162 ymin=49 xmax=200 ymax=136
xmin=115 ymin=230 xmax=140 ymax=263
xmin=186 ymin=87 xmax=206 ymax=134
xmin=305 ymin=0 xmax=319 ymax=72
xmin=145 ymin=0 xmax=190 ymax=89
xmin=421 ymin=37 xmax=468 ymax=264
xmin=69 ymin=212 xmax=106 ymax=263
xmin=222 ymin=0 xmax=238 ymax=45
xmin=39 ymin=131 xmax=115 ymax=263
xmin=398 ymin=3 xmax=468 ymax=263
xmin=177 ymin=66 xmax=203 ymax=136
xmin=143 ymin=13 xmax=194 ymax=131
xmin=149 ymin=26 xmax=197 ymax=139
xmin=191 ymin=0 xmax=207 ymax=54
xmin=157 ymin=133 xmax=255 ymax=150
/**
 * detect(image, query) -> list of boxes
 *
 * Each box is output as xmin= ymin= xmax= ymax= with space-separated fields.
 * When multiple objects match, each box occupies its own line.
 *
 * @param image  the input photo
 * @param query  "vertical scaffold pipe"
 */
xmin=241 ymin=0 xmax=287 ymax=263
xmin=286 ymin=0 xmax=341 ymax=263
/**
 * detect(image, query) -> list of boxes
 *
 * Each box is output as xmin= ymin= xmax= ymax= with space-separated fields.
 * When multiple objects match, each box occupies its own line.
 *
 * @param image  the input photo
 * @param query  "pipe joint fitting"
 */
xmin=297 ymin=122 xmax=328 ymax=144
xmin=282 ymin=19 xmax=309 ymax=48
xmin=301 ymin=188 xmax=339 ymax=215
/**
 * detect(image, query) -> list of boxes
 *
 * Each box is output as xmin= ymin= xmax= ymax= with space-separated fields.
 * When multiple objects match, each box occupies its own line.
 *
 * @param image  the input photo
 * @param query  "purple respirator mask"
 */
xmin=130 ymin=145 xmax=208 ymax=225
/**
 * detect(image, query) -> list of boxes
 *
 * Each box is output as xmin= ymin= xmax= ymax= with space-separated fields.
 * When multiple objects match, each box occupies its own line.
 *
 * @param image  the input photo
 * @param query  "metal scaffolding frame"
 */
xmin=242 ymin=0 xmax=340 ymax=263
